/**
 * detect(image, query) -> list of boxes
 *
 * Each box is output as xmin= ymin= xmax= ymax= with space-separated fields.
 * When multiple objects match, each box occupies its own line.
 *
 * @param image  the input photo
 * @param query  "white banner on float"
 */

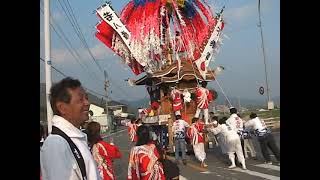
xmin=195 ymin=15 xmax=224 ymax=79
xmin=96 ymin=3 xmax=132 ymax=52
xmin=200 ymin=15 xmax=223 ymax=66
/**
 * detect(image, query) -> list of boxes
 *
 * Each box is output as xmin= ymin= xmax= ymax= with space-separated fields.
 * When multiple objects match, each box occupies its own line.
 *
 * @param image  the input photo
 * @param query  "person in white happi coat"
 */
xmin=207 ymin=119 xmax=247 ymax=169
xmin=214 ymin=117 xmax=229 ymax=155
xmin=172 ymin=115 xmax=190 ymax=165
xmin=242 ymin=123 xmax=257 ymax=159
xmin=226 ymin=107 xmax=246 ymax=158
xmin=245 ymin=113 xmax=280 ymax=165
xmin=226 ymin=108 xmax=244 ymax=134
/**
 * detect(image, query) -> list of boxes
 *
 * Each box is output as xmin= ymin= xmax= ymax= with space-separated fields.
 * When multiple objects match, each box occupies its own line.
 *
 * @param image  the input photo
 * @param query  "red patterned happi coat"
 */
xmin=187 ymin=121 xmax=205 ymax=145
xmin=195 ymin=87 xmax=213 ymax=109
xmin=92 ymin=141 xmax=122 ymax=180
xmin=128 ymin=143 xmax=166 ymax=180
xmin=128 ymin=123 xmax=138 ymax=142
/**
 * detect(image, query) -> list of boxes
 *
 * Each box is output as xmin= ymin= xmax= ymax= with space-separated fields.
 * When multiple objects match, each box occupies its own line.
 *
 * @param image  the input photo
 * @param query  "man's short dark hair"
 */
xmin=219 ymin=117 xmax=228 ymax=124
xmin=201 ymin=81 xmax=208 ymax=88
xmin=212 ymin=116 xmax=218 ymax=121
xmin=192 ymin=117 xmax=199 ymax=123
xmin=175 ymin=115 xmax=181 ymax=120
xmin=136 ymin=125 xmax=150 ymax=146
xmin=250 ymin=113 xmax=257 ymax=119
xmin=130 ymin=118 xmax=136 ymax=124
xmin=229 ymin=107 xmax=237 ymax=114
xmin=49 ymin=77 xmax=82 ymax=116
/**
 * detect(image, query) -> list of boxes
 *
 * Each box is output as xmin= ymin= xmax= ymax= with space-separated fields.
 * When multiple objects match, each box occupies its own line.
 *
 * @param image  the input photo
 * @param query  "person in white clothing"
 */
xmin=207 ymin=118 xmax=247 ymax=170
xmin=245 ymin=113 xmax=280 ymax=165
xmin=172 ymin=115 xmax=190 ymax=165
xmin=40 ymin=77 xmax=100 ymax=180
xmin=242 ymin=129 xmax=257 ymax=159
xmin=226 ymin=108 xmax=244 ymax=134
xmin=226 ymin=108 xmax=246 ymax=159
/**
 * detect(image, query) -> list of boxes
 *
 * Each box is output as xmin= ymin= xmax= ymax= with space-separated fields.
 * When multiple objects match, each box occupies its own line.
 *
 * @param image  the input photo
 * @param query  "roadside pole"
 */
xmin=44 ymin=0 xmax=53 ymax=133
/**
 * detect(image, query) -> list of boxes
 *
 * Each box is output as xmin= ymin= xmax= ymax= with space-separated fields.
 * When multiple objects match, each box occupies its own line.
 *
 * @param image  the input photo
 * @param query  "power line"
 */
xmin=40 ymin=3 xmax=104 ymax=85
xmin=40 ymin=57 xmax=106 ymax=98
xmin=40 ymin=0 xmax=131 ymax=100
xmin=57 ymin=0 xmax=105 ymax=74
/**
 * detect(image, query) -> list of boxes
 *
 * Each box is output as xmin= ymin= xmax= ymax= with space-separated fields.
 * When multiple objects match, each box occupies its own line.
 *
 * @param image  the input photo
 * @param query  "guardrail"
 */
xmin=262 ymin=117 xmax=279 ymax=129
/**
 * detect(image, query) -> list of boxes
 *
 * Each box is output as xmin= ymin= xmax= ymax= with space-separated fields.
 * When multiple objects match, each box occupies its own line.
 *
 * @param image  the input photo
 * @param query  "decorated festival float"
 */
xmin=95 ymin=0 xmax=225 ymax=152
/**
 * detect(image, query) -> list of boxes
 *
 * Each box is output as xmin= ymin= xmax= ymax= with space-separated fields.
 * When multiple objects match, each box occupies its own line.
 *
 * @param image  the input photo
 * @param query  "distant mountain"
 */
xmin=41 ymin=83 xmax=279 ymax=117
xmin=214 ymin=92 xmax=280 ymax=108
xmin=119 ymin=99 xmax=149 ymax=110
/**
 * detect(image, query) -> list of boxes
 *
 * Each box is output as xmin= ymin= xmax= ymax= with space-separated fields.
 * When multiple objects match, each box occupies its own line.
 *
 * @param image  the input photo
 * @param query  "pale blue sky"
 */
xmin=40 ymin=0 xmax=279 ymax=103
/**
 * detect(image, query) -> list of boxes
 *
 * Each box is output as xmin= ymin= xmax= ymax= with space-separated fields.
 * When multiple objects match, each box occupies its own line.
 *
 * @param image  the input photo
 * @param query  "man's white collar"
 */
xmin=52 ymin=115 xmax=86 ymax=139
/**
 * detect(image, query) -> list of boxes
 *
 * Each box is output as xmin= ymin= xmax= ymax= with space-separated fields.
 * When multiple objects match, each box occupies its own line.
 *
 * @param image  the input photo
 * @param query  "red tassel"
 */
xmin=96 ymin=32 xmax=112 ymax=48
xmin=195 ymin=0 xmax=215 ymax=26
xmin=96 ymin=21 xmax=114 ymax=38
xmin=120 ymin=1 xmax=135 ymax=23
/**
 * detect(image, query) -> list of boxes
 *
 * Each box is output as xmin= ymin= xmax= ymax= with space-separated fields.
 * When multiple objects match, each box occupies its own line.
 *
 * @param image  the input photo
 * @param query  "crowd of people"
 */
xmin=40 ymin=77 xmax=280 ymax=180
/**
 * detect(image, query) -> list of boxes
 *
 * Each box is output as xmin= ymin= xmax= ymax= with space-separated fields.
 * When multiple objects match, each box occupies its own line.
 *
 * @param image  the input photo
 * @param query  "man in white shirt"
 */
xmin=226 ymin=108 xmax=246 ymax=159
xmin=245 ymin=113 xmax=280 ymax=165
xmin=40 ymin=77 xmax=100 ymax=180
xmin=207 ymin=119 xmax=246 ymax=169
xmin=172 ymin=115 xmax=190 ymax=165
xmin=226 ymin=108 xmax=244 ymax=134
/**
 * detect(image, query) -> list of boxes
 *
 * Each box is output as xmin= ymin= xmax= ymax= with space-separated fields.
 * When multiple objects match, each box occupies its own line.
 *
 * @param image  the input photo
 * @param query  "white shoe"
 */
xmin=201 ymin=161 xmax=208 ymax=168
xmin=242 ymin=166 xmax=247 ymax=170
xmin=228 ymin=165 xmax=236 ymax=169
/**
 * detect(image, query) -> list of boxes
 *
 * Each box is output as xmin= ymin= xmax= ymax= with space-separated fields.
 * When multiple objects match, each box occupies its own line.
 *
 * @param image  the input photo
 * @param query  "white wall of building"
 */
xmin=89 ymin=104 xmax=104 ymax=116
xmin=111 ymin=106 xmax=123 ymax=116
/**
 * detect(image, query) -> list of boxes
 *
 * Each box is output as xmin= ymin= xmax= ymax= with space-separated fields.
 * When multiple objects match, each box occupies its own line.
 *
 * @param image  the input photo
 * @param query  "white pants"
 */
xmin=227 ymin=138 xmax=245 ymax=166
xmin=195 ymin=108 xmax=209 ymax=124
xmin=244 ymin=139 xmax=256 ymax=158
xmin=193 ymin=143 xmax=206 ymax=162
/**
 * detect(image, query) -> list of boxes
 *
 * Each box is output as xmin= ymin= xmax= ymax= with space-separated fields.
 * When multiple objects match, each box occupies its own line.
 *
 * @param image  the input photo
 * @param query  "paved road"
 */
xmin=104 ymin=127 xmax=280 ymax=180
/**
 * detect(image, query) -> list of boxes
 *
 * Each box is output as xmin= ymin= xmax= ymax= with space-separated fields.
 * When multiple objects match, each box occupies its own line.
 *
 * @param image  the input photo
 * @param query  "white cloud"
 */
xmin=89 ymin=43 xmax=114 ymax=60
xmin=51 ymin=49 xmax=74 ymax=63
xmin=51 ymin=11 xmax=64 ymax=24
xmin=224 ymin=2 xmax=258 ymax=25
xmin=50 ymin=43 xmax=113 ymax=66
xmin=223 ymin=0 xmax=275 ymax=25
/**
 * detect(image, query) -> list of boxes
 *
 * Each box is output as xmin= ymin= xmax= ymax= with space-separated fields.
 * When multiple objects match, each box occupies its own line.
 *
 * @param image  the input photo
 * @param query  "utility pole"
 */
xmin=104 ymin=70 xmax=110 ymax=134
xmin=258 ymin=0 xmax=273 ymax=110
xmin=238 ymin=96 xmax=241 ymax=113
xmin=44 ymin=0 xmax=53 ymax=133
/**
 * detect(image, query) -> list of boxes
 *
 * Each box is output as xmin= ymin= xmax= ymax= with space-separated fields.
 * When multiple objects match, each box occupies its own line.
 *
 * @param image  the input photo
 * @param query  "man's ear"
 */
xmin=56 ymin=102 xmax=67 ymax=115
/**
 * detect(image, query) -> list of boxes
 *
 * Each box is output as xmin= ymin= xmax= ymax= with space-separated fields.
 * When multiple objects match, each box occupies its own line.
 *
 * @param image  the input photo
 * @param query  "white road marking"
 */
xmin=254 ymin=163 xmax=280 ymax=171
xmin=231 ymin=168 xmax=280 ymax=180
xmin=179 ymin=175 xmax=188 ymax=180
xmin=200 ymin=171 xmax=212 ymax=174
